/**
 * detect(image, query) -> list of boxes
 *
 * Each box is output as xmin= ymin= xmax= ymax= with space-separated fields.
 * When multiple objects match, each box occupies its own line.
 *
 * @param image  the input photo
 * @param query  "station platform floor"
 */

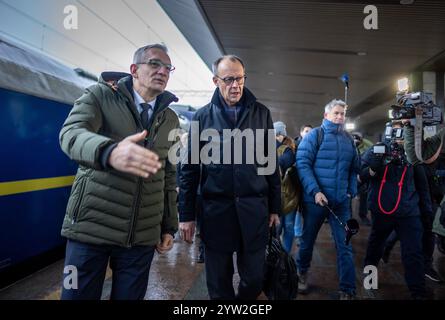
xmin=1 ymin=214 xmax=444 ymax=301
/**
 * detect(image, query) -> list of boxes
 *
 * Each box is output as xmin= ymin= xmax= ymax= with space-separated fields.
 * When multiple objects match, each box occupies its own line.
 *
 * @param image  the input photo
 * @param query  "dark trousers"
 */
xmin=383 ymin=230 xmax=398 ymax=253
xmin=204 ymin=246 xmax=265 ymax=300
xmin=297 ymin=199 xmax=356 ymax=295
xmin=420 ymin=210 xmax=435 ymax=268
xmin=357 ymin=181 xmax=369 ymax=219
xmin=61 ymin=239 xmax=155 ymax=300
xmin=359 ymin=189 xmax=369 ymax=219
xmin=383 ymin=211 xmax=435 ymax=269
xmin=365 ymin=213 xmax=425 ymax=297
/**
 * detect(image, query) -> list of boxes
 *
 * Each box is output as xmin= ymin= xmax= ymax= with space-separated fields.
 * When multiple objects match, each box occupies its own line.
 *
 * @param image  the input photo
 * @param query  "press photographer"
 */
xmin=402 ymin=124 xmax=445 ymax=283
xmin=391 ymin=80 xmax=445 ymax=283
xmin=390 ymin=77 xmax=443 ymax=165
xmin=360 ymin=121 xmax=431 ymax=299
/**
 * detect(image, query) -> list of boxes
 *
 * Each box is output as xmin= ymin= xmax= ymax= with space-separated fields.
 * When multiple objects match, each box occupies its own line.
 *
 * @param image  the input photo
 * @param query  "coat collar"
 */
xmin=98 ymin=72 xmax=178 ymax=129
xmin=115 ymin=75 xmax=178 ymax=113
xmin=322 ymin=118 xmax=344 ymax=133
xmin=210 ymin=86 xmax=257 ymax=108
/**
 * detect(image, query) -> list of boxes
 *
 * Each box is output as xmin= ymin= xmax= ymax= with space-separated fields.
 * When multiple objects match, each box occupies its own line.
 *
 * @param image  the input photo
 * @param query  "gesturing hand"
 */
xmin=108 ymin=130 xmax=161 ymax=178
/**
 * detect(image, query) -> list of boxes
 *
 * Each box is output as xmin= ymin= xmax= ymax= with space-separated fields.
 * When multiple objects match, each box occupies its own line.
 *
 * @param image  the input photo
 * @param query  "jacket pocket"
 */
xmin=67 ymin=175 xmax=88 ymax=224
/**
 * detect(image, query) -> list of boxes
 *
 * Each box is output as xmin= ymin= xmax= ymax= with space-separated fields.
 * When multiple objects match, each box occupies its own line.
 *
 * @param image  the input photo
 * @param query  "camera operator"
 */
xmin=360 ymin=121 xmax=430 ymax=299
xmin=402 ymin=121 xmax=445 ymax=283
xmin=403 ymin=121 xmax=445 ymax=166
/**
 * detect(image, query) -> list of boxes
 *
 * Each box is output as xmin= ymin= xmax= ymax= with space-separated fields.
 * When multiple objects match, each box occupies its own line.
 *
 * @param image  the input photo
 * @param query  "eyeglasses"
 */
xmin=215 ymin=75 xmax=247 ymax=85
xmin=137 ymin=59 xmax=175 ymax=72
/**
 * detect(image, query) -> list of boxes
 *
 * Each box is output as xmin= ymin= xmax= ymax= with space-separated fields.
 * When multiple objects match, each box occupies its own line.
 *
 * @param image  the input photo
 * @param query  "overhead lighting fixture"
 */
xmin=345 ymin=123 xmax=355 ymax=131
xmin=397 ymin=77 xmax=410 ymax=92
xmin=357 ymin=52 xmax=367 ymax=56
xmin=267 ymin=72 xmax=274 ymax=76
xmin=388 ymin=110 xmax=394 ymax=119
xmin=400 ymin=0 xmax=414 ymax=4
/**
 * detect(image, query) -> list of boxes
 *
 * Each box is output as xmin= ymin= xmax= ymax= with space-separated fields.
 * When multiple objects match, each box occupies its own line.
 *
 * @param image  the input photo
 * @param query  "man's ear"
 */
xmin=130 ymin=64 xmax=138 ymax=78
xmin=212 ymin=77 xmax=218 ymax=86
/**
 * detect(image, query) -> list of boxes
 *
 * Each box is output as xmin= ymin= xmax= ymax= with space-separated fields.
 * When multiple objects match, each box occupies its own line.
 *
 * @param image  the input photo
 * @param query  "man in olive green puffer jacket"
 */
xmin=59 ymin=44 xmax=179 ymax=300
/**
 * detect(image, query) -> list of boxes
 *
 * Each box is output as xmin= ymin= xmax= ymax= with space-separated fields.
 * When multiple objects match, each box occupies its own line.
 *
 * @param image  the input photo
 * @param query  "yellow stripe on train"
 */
xmin=0 ymin=176 xmax=75 ymax=196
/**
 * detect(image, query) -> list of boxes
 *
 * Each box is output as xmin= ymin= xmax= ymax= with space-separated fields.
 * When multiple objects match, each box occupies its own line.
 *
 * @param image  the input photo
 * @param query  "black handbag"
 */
xmin=263 ymin=225 xmax=299 ymax=300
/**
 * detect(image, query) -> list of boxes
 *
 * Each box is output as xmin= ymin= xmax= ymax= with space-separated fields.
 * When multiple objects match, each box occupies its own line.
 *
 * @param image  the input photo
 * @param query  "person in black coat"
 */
xmin=178 ymin=55 xmax=281 ymax=300
xmin=360 ymin=123 xmax=430 ymax=299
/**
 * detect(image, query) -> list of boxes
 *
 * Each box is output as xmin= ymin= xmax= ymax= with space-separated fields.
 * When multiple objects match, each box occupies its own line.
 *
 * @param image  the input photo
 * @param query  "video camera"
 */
xmin=372 ymin=123 xmax=407 ymax=165
xmin=390 ymin=91 xmax=442 ymax=126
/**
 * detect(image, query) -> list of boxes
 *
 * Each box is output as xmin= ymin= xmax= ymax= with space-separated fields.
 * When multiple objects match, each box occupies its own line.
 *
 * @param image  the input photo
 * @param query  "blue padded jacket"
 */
xmin=296 ymin=119 xmax=359 ymax=204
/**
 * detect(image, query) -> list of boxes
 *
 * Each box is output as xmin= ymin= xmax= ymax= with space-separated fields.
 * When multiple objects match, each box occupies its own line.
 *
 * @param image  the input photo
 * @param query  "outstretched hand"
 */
xmin=108 ymin=130 xmax=161 ymax=178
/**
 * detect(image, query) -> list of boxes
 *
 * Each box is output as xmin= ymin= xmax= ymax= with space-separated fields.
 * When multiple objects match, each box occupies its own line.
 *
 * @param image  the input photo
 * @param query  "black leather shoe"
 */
xmin=197 ymin=246 xmax=205 ymax=263
xmin=425 ymin=267 xmax=444 ymax=283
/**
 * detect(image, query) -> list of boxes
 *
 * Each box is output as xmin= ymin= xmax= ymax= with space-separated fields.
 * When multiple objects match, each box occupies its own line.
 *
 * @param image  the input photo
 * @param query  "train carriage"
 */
xmin=0 ymin=36 xmax=94 ymax=283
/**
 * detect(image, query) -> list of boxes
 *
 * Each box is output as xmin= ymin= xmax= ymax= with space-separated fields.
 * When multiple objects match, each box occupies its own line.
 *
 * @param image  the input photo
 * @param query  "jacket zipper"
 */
xmin=336 ymin=132 xmax=339 ymax=201
xmin=127 ymin=178 xmax=143 ymax=247
xmin=126 ymin=114 xmax=163 ymax=247
xmin=71 ymin=178 xmax=87 ymax=224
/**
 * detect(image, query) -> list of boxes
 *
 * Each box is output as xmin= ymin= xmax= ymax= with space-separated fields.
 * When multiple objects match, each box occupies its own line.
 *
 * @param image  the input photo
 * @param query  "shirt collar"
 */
xmin=133 ymin=88 xmax=156 ymax=113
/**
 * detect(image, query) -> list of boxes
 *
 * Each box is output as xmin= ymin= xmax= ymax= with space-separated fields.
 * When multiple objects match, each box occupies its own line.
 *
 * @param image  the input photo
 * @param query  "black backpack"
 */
xmin=263 ymin=226 xmax=299 ymax=300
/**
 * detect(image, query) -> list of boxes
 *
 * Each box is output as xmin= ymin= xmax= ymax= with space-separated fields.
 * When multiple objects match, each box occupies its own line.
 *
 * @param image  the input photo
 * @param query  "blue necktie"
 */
xmin=140 ymin=103 xmax=153 ymax=129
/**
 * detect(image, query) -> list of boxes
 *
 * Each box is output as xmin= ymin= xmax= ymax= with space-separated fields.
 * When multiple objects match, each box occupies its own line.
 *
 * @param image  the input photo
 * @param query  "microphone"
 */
xmin=345 ymin=219 xmax=360 ymax=245
xmin=341 ymin=73 xmax=349 ymax=89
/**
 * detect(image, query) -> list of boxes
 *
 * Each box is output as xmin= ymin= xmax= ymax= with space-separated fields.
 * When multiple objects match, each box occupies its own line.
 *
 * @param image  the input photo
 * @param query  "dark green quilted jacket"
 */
xmin=59 ymin=74 xmax=179 ymax=247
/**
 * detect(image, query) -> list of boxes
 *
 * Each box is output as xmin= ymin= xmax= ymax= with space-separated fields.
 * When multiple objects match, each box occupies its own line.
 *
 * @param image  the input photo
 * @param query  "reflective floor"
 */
xmin=1 ymin=214 xmax=444 ymax=300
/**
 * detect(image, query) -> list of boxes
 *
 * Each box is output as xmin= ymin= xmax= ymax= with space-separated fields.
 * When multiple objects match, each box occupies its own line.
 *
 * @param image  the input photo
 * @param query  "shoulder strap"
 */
xmin=315 ymin=127 xmax=324 ymax=152
xmin=343 ymin=131 xmax=360 ymax=166
xmin=315 ymin=127 xmax=357 ymax=156
xmin=343 ymin=131 xmax=356 ymax=148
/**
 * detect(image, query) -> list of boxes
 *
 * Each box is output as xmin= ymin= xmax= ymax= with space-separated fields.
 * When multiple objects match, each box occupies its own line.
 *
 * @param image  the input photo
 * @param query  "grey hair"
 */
xmin=133 ymin=44 xmax=168 ymax=64
xmin=324 ymin=99 xmax=347 ymax=113
xmin=212 ymin=55 xmax=245 ymax=76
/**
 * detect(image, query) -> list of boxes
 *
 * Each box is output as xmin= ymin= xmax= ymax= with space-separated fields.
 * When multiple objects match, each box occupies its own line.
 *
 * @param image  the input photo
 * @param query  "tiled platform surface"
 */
xmin=1 ymin=219 xmax=444 ymax=300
